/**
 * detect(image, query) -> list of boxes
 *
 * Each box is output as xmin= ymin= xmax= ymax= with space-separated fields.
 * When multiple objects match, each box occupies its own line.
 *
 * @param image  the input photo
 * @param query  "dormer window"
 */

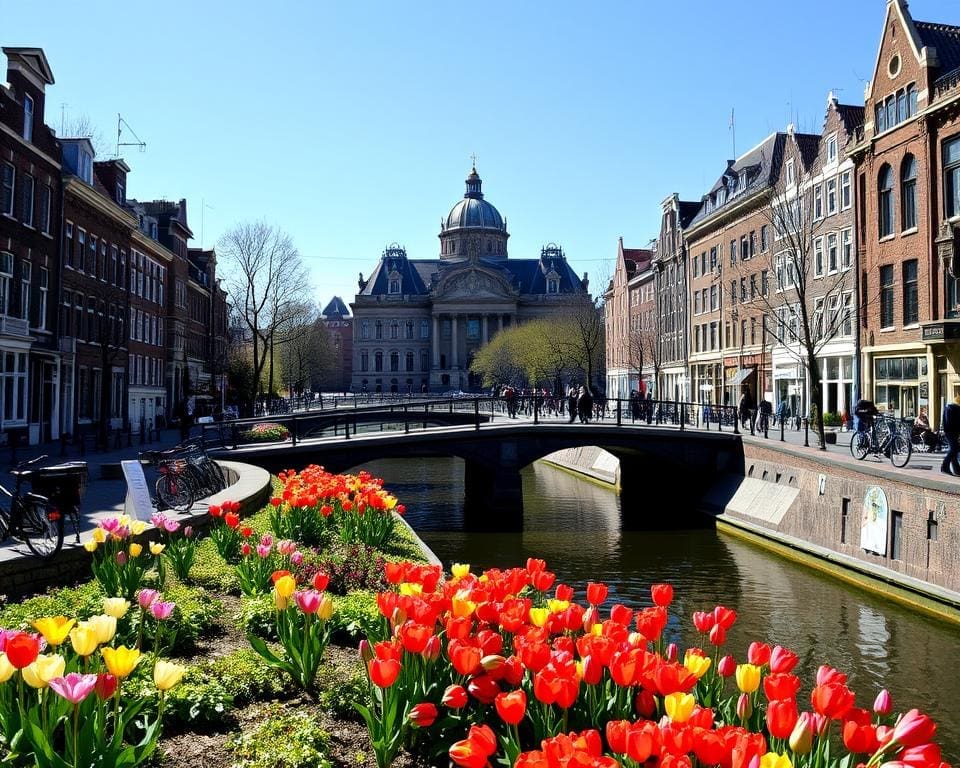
xmin=786 ymin=159 xmax=795 ymax=185
xmin=22 ymin=94 xmax=34 ymax=142
xmin=389 ymin=277 xmax=401 ymax=294
xmin=827 ymin=134 xmax=838 ymax=163
xmin=78 ymin=149 xmax=93 ymax=185
xmin=116 ymin=183 xmax=125 ymax=205
xmin=738 ymin=171 xmax=747 ymax=190
xmin=547 ymin=278 xmax=560 ymax=294
xmin=717 ymin=188 xmax=726 ymax=205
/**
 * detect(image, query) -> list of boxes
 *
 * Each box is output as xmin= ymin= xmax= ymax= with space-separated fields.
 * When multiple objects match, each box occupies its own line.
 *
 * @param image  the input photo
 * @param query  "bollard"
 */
xmin=780 ymin=417 xmax=785 ymax=442
xmin=804 ymin=417 xmax=810 ymax=448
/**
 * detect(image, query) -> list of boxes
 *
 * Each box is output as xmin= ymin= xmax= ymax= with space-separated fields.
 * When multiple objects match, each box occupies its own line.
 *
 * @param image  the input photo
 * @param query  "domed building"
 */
xmin=351 ymin=166 xmax=590 ymax=393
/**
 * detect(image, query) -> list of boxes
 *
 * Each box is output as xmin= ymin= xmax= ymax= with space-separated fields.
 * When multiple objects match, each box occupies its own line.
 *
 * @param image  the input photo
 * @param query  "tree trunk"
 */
xmin=807 ymin=347 xmax=826 ymax=450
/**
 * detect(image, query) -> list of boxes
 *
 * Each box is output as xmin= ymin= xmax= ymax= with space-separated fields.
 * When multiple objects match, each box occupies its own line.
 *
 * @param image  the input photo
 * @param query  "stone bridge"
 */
xmin=210 ymin=423 xmax=744 ymax=529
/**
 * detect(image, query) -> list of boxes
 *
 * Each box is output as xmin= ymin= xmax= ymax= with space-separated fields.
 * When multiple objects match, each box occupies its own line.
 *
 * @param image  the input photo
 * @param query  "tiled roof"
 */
xmin=322 ymin=296 xmax=350 ymax=318
xmin=836 ymin=104 xmax=865 ymax=137
xmin=916 ymin=20 xmax=960 ymax=77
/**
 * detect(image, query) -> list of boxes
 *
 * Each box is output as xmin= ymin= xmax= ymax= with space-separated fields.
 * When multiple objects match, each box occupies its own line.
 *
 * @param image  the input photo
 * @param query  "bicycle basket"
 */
xmin=29 ymin=462 xmax=88 ymax=507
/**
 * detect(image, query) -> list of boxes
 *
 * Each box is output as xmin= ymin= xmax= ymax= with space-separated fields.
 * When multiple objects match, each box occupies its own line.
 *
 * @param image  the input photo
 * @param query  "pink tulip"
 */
xmin=893 ymin=709 xmax=937 ymax=747
xmin=256 ymin=544 xmax=271 ymax=558
xmin=358 ymin=640 xmax=373 ymax=664
xmin=737 ymin=693 xmax=752 ymax=720
xmin=290 ymin=551 xmax=303 ymax=566
xmin=294 ymin=590 xmax=322 ymax=614
xmin=150 ymin=601 xmax=175 ymax=621
xmin=260 ymin=533 xmax=273 ymax=548
xmin=665 ymin=643 xmax=678 ymax=662
xmin=874 ymin=689 xmax=893 ymax=715
xmin=183 ymin=526 xmax=194 ymax=538
xmin=898 ymin=743 xmax=942 ymax=766
xmin=770 ymin=645 xmax=799 ymax=674
xmin=137 ymin=589 xmax=159 ymax=609
xmin=277 ymin=540 xmax=297 ymax=556
xmin=100 ymin=517 xmax=121 ymax=533
xmin=48 ymin=673 xmax=98 ymax=704
xmin=115 ymin=551 xmax=127 ymax=566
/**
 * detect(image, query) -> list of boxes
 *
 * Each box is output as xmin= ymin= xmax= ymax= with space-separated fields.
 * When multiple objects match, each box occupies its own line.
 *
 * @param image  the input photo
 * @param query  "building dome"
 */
xmin=442 ymin=167 xmax=507 ymax=233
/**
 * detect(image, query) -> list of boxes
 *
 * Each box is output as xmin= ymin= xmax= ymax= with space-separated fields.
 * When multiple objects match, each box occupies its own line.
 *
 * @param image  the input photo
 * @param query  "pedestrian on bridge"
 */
xmin=940 ymin=395 xmax=960 ymax=476
xmin=567 ymin=386 xmax=578 ymax=424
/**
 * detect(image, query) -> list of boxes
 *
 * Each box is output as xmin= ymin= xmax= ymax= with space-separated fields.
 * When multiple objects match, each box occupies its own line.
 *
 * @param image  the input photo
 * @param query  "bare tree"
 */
xmin=60 ymin=114 xmax=113 ymax=158
xmin=277 ymin=303 xmax=335 ymax=396
xmin=728 ymin=188 xmax=854 ymax=449
xmin=218 ymin=222 xmax=311 ymax=410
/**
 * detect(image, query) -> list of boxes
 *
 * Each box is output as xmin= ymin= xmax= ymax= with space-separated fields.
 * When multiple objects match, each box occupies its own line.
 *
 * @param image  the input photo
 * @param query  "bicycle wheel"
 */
xmin=888 ymin=434 xmax=912 ymax=468
xmin=156 ymin=472 xmax=194 ymax=513
xmin=850 ymin=431 xmax=871 ymax=460
xmin=21 ymin=500 xmax=64 ymax=559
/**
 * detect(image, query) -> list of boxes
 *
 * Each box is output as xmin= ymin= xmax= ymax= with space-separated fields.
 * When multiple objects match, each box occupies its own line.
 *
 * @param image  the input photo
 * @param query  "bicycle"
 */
xmin=140 ymin=438 xmax=226 ymax=513
xmin=0 ymin=455 xmax=87 ymax=559
xmin=850 ymin=416 xmax=912 ymax=467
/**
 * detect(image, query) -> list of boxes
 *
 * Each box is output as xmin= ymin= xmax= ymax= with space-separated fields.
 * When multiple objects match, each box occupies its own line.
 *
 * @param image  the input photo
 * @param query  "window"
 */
xmin=761 ymin=225 xmax=768 ymax=252
xmin=901 ymin=154 xmax=917 ymax=230
xmin=22 ymin=94 xmax=34 ymax=142
xmin=547 ymin=277 xmax=560 ymax=293
xmin=388 ymin=277 xmax=401 ymax=294
xmin=0 ymin=163 xmax=12 ymax=217
xmin=750 ymin=274 xmax=757 ymax=300
xmin=37 ymin=267 xmax=48 ymax=330
xmin=827 ymin=134 xmax=837 ymax=163
xmin=694 ymin=291 xmax=701 ymax=315
xmin=710 ymin=285 xmax=717 ymax=311
xmin=730 ymin=280 xmax=737 ymax=306
xmin=116 ymin=183 xmax=124 ymax=205
xmin=761 ymin=270 xmax=768 ymax=296
xmin=740 ymin=235 xmax=748 ymax=261
xmin=421 ymin=350 xmax=429 ymax=371
xmin=826 ymin=178 xmax=837 ymax=215
xmin=814 ymin=237 xmax=824 ymax=277
xmin=903 ymin=259 xmax=918 ymax=325
xmin=814 ymin=297 xmax=825 ymax=339
xmin=730 ymin=239 xmax=737 ymax=266
xmin=880 ymin=264 xmax=895 ymax=328
xmin=827 ymin=233 xmax=838 ymax=273
xmin=405 ymin=351 xmax=414 ymax=372
xmin=390 ymin=352 xmax=399 ymax=372
xmin=360 ymin=351 xmax=368 ymax=372
xmin=891 ymin=511 xmax=903 ymax=561
xmin=879 ymin=165 xmax=894 ymax=237
xmin=786 ymin=160 xmax=795 ymax=185
xmin=420 ymin=319 xmax=429 ymax=339
xmin=375 ymin=320 xmax=382 ymax=340
xmin=749 ymin=231 xmax=756 ymax=257
xmin=842 ymin=292 xmax=853 ymax=337
xmin=19 ymin=174 xmax=34 ymax=227
xmin=1 ymin=352 xmax=27 ymax=424
xmin=405 ymin=320 xmax=414 ymax=339
xmin=39 ymin=184 xmax=51 ymax=234
xmin=710 ymin=247 xmax=717 ymax=272
xmin=390 ymin=321 xmax=399 ymax=340
xmin=841 ymin=172 xmax=851 ymax=210
xmin=814 ymin=185 xmax=823 ymax=219
xmin=374 ymin=351 xmax=383 ymax=372
xmin=841 ymin=229 xmax=852 ymax=270
xmin=740 ymin=278 xmax=746 ymax=303
xmin=20 ymin=261 xmax=30 ymax=321
xmin=0 ymin=253 xmax=11 ymax=316
xmin=88 ymin=235 xmax=97 ymax=275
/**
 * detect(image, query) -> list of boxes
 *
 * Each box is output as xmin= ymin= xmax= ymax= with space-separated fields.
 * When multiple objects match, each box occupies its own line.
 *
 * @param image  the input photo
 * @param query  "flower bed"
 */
xmin=239 ymin=422 xmax=290 ymax=442
xmin=0 ymin=464 xmax=949 ymax=768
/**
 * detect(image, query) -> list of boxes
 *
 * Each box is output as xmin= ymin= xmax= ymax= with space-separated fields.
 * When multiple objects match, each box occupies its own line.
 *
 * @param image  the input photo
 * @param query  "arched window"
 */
xmin=878 ymin=164 xmax=894 ymax=238
xmin=374 ymin=351 xmax=383 ymax=372
xmin=390 ymin=321 xmax=399 ymax=339
xmin=901 ymin=154 xmax=917 ymax=230
xmin=375 ymin=320 xmax=382 ymax=340
xmin=405 ymin=351 xmax=414 ymax=371
xmin=421 ymin=350 xmax=429 ymax=371
xmin=390 ymin=351 xmax=399 ymax=372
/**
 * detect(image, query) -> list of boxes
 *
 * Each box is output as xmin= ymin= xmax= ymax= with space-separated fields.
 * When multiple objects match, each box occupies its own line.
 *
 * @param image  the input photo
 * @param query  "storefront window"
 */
xmin=874 ymin=355 xmax=924 ymax=418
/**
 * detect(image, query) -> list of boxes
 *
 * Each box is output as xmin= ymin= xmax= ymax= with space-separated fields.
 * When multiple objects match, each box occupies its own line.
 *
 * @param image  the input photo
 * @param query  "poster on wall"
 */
xmin=860 ymin=486 xmax=888 ymax=555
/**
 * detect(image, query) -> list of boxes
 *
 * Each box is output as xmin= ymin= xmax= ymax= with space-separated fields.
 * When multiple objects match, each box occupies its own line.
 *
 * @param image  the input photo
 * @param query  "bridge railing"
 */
xmin=202 ymin=396 xmax=744 ymax=449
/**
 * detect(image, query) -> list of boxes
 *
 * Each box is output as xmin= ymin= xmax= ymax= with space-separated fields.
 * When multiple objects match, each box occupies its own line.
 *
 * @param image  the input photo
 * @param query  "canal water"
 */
xmin=356 ymin=456 xmax=960 ymax=758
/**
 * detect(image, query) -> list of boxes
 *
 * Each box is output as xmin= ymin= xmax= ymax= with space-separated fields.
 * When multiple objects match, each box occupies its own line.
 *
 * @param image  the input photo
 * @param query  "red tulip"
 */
xmin=399 ymin=622 xmax=433 ymax=654
xmin=899 ymin=743 xmax=942 ymax=766
xmin=893 ymin=709 xmax=937 ymax=748
xmin=651 ymin=583 xmax=674 ymax=607
xmin=408 ymin=702 xmax=438 ymax=728
xmin=610 ymin=604 xmax=633 ymax=626
xmin=763 ymin=673 xmax=801 ymax=701
xmin=606 ymin=719 xmax=629 ymax=754
xmin=692 ymin=611 xmax=715 ymax=633
xmin=448 ymin=640 xmax=482 ymax=676
xmin=368 ymin=658 xmax=401 ymax=688
xmin=311 ymin=571 xmax=329 ymax=592
xmin=442 ymin=684 xmax=468 ymax=709
xmin=635 ymin=688 xmax=656 ymax=718
xmin=769 ymin=645 xmax=799 ymax=674
xmin=586 ymin=582 xmax=608 ymax=606
xmin=555 ymin=583 xmax=574 ymax=602
xmin=94 ymin=673 xmax=117 ymax=700
xmin=874 ymin=688 xmax=892 ymax=715
xmin=766 ymin=698 xmax=799 ymax=739
xmin=708 ymin=624 xmax=726 ymax=646
xmin=842 ymin=710 xmax=879 ymax=754
xmin=636 ymin=606 xmax=668 ymax=640
xmin=526 ymin=557 xmax=546 ymax=573
xmin=712 ymin=605 xmax=737 ymax=630
xmin=531 ymin=570 xmax=556 ymax=592
xmin=811 ymin=682 xmax=855 ymax=720
xmin=626 ymin=721 xmax=662 ymax=762
xmin=747 ymin=641 xmax=771 ymax=666
xmin=495 ymin=689 xmax=527 ymax=725
xmin=718 ymin=655 xmax=737 ymax=677
xmin=5 ymin=633 xmax=40 ymax=669
xmin=467 ymin=673 xmax=500 ymax=704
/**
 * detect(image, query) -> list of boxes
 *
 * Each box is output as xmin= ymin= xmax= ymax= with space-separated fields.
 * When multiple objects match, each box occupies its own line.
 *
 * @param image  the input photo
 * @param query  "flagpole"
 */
xmin=731 ymin=107 xmax=736 ymax=158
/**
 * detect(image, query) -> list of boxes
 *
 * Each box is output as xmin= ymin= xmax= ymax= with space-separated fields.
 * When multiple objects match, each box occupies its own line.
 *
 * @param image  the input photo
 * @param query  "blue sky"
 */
xmin=5 ymin=1 xmax=956 ymax=306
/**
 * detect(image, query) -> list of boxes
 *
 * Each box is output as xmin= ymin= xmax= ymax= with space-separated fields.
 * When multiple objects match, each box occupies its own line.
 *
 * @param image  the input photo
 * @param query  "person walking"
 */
xmin=177 ymin=398 xmax=193 ymax=443
xmin=940 ymin=395 xmax=960 ymax=476
xmin=577 ymin=386 xmax=593 ymax=424
xmin=738 ymin=389 xmax=753 ymax=429
xmin=567 ymin=385 xmax=578 ymax=424
xmin=775 ymin=399 xmax=788 ymax=427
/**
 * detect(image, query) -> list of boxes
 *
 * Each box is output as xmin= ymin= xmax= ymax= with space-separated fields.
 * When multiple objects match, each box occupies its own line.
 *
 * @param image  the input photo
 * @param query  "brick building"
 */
xmin=852 ymin=0 xmax=960 ymax=427
xmin=0 ymin=47 xmax=62 ymax=445
xmin=321 ymin=296 xmax=352 ymax=394
xmin=603 ymin=238 xmax=651 ymax=399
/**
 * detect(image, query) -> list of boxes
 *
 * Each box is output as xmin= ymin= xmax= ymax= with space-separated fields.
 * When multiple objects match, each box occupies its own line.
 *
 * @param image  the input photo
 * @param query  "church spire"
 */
xmin=465 ymin=164 xmax=483 ymax=199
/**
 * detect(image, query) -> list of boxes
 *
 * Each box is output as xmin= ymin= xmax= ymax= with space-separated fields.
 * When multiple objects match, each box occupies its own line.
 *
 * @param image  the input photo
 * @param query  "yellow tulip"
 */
xmin=32 ymin=616 xmax=76 ymax=646
xmin=528 ymin=607 xmax=550 ymax=627
xmin=451 ymin=563 xmax=471 ymax=579
xmin=149 ymin=542 xmax=165 ymax=555
xmin=101 ymin=646 xmax=141 ymax=679
xmin=451 ymin=595 xmax=476 ymax=618
xmin=736 ymin=663 xmax=762 ymax=694
xmin=316 ymin=594 xmax=334 ymax=621
xmin=0 ymin=653 xmax=15 ymax=683
xmin=274 ymin=590 xmax=289 ymax=610
xmin=69 ymin=626 xmax=99 ymax=657
xmin=130 ymin=521 xmax=147 ymax=535
xmin=83 ymin=615 xmax=117 ymax=644
xmin=548 ymin=599 xmax=570 ymax=614
xmin=664 ymin=692 xmax=696 ymax=723
xmin=92 ymin=527 xmax=106 ymax=544
xmin=128 ymin=543 xmax=143 ymax=558
xmin=274 ymin=575 xmax=296 ymax=599
xmin=398 ymin=582 xmax=422 ymax=597
xmin=683 ymin=651 xmax=712 ymax=679
xmin=102 ymin=598 xmax=130 ymax=619
xmin=118 ymin=514 xmax=132 ymax=527
xmin=759 ymin=753 xmax=793 ymax=768
xmin=83 ymin=540 xmax=98 ymax=552
xmin=153 ymin=659 xmax=186 ymax=691
xmin=21 ymin=654 xmax=65 ymax=688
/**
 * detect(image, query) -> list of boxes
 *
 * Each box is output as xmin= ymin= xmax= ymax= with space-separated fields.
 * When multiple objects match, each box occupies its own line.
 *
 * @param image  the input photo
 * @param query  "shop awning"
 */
xmin=725 ymin=367 xmax=753 ymax=386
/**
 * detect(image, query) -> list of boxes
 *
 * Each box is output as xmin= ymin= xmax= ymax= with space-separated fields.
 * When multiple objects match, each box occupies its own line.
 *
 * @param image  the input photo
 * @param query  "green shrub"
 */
xmin=186 ymin=538 xmax=239 ymax=593
xmin=0 ymin=580 xmax=104 ymax=629
xmin=205 ymin=647 xmax=290 ymax=704
xmin=379 ymin=518 xmax=430 ymax=562
xmin=161 ymin=582 xmax=223 ymax=652
xmin=823 ymin=411 xmax=842 ymax=427
xmin=237 ymin=594 xmax=276 ymax=640
xmin=330 ymin=590 xmax=385 ymax=643
xmin=239 ymin=423 xmax=290 ymax=443
xmin=229 ymin=704 xmax=331 ymax=768
xmin=318 ymin=666 xmax=367 ymax=721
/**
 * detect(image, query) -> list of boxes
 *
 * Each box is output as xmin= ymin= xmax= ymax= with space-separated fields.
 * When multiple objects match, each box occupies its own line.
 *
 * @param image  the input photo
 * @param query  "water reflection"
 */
xmin=355 ymin=456 xmax=960 ymax=759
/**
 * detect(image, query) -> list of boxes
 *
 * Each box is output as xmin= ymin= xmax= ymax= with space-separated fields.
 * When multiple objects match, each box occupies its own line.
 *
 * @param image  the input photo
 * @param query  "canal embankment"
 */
xmin=541 ymin=438 xmax=960 ymax=622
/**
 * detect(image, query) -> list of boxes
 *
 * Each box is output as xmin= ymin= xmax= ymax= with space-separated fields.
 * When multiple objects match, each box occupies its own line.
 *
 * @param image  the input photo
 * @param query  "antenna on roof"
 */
xmin=116 ymin=113 xmax=146 ymax=157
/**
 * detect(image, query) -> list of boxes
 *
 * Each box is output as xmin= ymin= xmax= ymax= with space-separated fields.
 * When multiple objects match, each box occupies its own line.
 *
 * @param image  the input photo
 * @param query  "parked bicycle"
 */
xmin=0 ymin=455 xmax=88 ymax=558
xmin=139 ymin=438 xmax=226 ymax=513
xmin=850 ymin=416 xmax=912 ymax=467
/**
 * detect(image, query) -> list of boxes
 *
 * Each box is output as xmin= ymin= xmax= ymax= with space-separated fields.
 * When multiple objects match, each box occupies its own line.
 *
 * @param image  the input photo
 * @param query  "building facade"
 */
xmin=321 ymin=296 xmax=352 ymax=393
xmin=853 ymin=0 xmax=960 ymax=428
xmin=351 ymin=167 xmax=590 ymax=394
xmin=603 ymin=239 xmax=651 ymax=400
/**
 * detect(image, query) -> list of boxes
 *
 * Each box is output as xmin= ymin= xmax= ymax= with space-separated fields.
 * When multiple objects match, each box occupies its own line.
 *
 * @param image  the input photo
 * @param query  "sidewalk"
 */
xmin=0 ymin=426 xmax=189 ymax=565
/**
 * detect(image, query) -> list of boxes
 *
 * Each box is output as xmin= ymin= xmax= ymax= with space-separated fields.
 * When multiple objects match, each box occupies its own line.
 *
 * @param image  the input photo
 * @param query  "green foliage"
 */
xmin=204 ymin=647 xmax=290 ymax=703
xmin=240 ymin=423 xmax=290 ymax=442
xmin=823 ymin=410 xmax=842 ymax=427
xmin=380 ymin=520 xmax=429 ymax=563
xmin=318 ymin=667 xmax=367 ymax=721
xmin=161 ymin=582 xmax=223 ymax=652
xmin=0 ymin=580 xmax=104 ymax=629
xmin=228 ymin=704 xmax=331 ymax=768
xmin=237 ymin=594 xmax=276 ymax=640
xmin=330 ymin=590 xmax=384 ymax=642
xmin=184 ymin=538 xmax=239 ymax=593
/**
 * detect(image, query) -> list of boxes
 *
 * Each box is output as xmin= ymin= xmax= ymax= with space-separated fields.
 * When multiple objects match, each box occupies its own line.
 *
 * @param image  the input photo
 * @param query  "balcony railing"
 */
xmin=0 ymin=316 xmax=29 ymax=337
